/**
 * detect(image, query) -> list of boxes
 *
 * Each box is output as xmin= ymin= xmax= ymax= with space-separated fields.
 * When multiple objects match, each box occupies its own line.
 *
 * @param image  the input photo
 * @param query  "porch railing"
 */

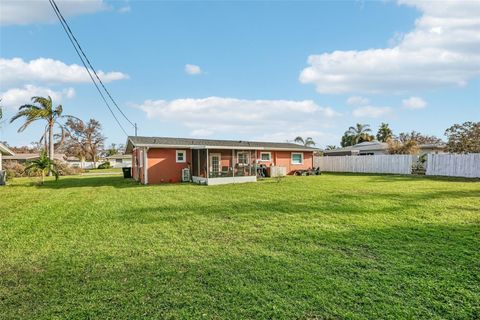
xmin=208 ymin=164 xmax=256 ymax=178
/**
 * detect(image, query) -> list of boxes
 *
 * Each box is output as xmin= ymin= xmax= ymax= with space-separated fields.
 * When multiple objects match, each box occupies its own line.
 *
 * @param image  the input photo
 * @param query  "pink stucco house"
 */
xmin=125 ymin=136 xmax=317 ymax=185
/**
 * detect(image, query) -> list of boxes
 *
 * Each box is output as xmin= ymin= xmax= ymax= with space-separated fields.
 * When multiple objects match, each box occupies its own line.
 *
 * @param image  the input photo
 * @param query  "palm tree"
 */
xmin=376 ymin=122 xmax=393 ymax=142
xmin=10 ymin=96 xmax=75 ymax=166
xmin=294 ymin=136 xmax=316 ymax=147
xmin=24 ymin=151 xmax=59 ymax=185
xmin=347 ymin=123 xmax=373 ymax=144
xmin=325 ymin=145 xmax=337 ymax=150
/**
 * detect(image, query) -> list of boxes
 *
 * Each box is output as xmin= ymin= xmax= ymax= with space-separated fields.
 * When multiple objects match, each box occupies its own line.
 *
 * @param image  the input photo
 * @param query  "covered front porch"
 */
xmin=190 ymin=148 xmax=257 ymax=185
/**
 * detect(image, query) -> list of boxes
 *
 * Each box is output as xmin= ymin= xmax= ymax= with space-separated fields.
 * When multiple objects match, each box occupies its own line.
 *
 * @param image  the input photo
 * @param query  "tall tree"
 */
xmin=376 ymin=123 xmax=393 ymax=142
xmin=65 ymin=118 xmax=106 ymax=167
xmin=387 ymin=138 xmax=419 ymax=154
xmin=10 ymin=96 xmax=75 ymax=165
xmin=325 ymin=145 xmax=337 ymax=150
xmin=398 ymin=131 xmax=442 ymax=144
xmin=294 ymin=136 xmax=316 ymax=147
xmin=445 ymin=121 xmax=480 ymax=153
xmin=340 ymin=132 xmax=355 ymax=147
xmin=347 ymin=123 xmax=374 ymax=144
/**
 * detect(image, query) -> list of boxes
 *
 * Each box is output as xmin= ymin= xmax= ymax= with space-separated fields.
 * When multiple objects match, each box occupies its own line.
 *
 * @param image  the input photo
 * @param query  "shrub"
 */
xmin=4 ymin=160 xmax=83 ymax=180
xmin=54 ymin=161 xmax=84 ymax=176
xmin=97 ymin=162 xmax=111 ymax=169
xmin=3 ymin=161 xmax=33 ymax=179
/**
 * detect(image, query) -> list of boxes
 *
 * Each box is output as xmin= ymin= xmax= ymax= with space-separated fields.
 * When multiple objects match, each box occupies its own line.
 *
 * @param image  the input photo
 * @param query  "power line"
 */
xmin=48 ymin=0 xmax=132 ymax=136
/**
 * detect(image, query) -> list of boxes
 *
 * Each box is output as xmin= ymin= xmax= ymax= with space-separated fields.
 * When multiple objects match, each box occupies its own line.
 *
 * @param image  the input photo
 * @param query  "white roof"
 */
xmin=0 ymin=143 xmax=15 ymax=156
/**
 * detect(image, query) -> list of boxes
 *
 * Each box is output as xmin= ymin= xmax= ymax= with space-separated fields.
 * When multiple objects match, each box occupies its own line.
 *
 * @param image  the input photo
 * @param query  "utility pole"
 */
xmin=134 ymin=123 xmax=138 ymax=136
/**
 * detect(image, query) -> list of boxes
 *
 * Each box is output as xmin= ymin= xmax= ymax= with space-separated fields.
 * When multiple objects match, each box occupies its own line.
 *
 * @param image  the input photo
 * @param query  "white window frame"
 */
xmin=291 ymin=152 xmax=304 ymax=165
xmin=176 ymin=150 xmax=186 ymax=163
xmin=237 ymin=151 xmax=250 ymax=166
xmin=259 ymin=152 xmax=271 ymax=162
xmin=209 ymin=153 xmax=222 ymax=173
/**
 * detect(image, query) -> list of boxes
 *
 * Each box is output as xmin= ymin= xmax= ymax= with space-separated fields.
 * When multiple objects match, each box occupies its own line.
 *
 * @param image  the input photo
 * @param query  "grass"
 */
xmin=83 ymin=167 xmax=122 ymax=174
xmin=0 ymin=174 xmax=479 ymax=319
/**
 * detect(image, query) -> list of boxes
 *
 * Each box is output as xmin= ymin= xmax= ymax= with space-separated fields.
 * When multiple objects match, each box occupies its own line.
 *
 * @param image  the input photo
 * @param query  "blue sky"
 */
xmin=1 ymin=0 xmax=479 ymax=148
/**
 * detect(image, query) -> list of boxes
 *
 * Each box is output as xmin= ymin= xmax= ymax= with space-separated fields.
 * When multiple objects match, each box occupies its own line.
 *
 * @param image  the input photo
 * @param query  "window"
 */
xmin=237 ymin=152 xmax=249 ymax=165
xmin=176 ymin=150 xmax=186 ymax=163
xmin=291 ymin=152 xmax=303 ymax=165
xmin=260 ymin=152 xmax=271 ymax=161
xmin=116 ymin=159 xmax=123 ymax=163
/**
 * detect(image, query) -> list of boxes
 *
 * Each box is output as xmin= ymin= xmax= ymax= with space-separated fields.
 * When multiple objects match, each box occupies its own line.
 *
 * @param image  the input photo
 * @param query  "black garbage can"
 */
xmin=122 ymin=167 xmax=132 ymax=179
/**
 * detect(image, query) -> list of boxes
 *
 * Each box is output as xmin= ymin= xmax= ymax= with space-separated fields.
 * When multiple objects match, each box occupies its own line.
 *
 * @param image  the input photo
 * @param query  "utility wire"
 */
xmin=48 ymin=0 xmax=131 ymax=136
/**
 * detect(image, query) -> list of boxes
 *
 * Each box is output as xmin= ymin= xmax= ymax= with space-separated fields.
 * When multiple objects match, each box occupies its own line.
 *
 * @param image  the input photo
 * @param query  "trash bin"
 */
xmin=122 ymin=167 xmax=132 ymax=179
xmin=0 ymin=170 xmax=6 ymax=186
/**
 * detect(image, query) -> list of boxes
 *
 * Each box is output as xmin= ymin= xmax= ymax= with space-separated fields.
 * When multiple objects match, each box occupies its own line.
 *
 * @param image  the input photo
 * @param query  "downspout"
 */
xmin=143 ymin=147 xmax=149 ymax=185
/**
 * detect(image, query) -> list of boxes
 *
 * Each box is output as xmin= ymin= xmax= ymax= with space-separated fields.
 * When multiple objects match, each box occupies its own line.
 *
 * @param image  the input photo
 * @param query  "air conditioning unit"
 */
xmin=182 ymin=168 xmax=190 ymax=182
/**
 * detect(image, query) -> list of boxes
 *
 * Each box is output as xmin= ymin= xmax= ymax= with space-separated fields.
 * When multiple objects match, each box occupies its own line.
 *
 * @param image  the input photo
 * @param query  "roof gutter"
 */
xmin=129 ymin=143 xmax=317 ymax=152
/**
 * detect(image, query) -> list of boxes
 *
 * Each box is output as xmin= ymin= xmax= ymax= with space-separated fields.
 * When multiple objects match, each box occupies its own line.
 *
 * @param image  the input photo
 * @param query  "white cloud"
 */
xmin=299 ymin=0 xmax=480 ymax=94
xmin=0 ymin=57 xmax=129 ymax=85
xmin=346 ymin=96 xmax=370 ymax=106
xmin=402 ymin=96 xmax=427 ymax=109
xmin=184 ymin=64 xmax=203 ymax=75
xmin=118 ymin=6 xmax=131 ymax=14
xmin=0 ymin=0 xmax=108 ymax=26
xmin=352 ymin=106 xmax=393 ymax=118
xmin=0 ymin=85 xmax=76 ymax=110
xmin=133 ymin=97 xmax=341 ymax=145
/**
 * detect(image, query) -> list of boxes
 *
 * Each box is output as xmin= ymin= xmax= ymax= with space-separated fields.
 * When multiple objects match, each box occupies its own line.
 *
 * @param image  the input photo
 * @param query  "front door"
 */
xmin=210 ymin=153 xmax=221 ymax=177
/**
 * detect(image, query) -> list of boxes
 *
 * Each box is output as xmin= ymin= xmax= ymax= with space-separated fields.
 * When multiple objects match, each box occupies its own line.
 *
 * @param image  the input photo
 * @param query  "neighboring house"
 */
xmin=323 ymin=141 xmax=446 ymax=156
xmin=0 ymin=143 xmax=15 ymax=171
xmin=3 ymin=153 xmax=68 ymax=163
xmin=106 ymin=154 xmax=132 ymax=168
xmin=125 ymin=136 xmax=317 ymax=185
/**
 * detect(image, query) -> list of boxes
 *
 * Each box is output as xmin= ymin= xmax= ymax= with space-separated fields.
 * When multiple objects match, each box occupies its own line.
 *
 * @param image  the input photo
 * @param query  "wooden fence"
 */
xmin=317 ymin=155 xmax=414 ymax=175
xmin=426 ymin=153 xmax=480 ymax=178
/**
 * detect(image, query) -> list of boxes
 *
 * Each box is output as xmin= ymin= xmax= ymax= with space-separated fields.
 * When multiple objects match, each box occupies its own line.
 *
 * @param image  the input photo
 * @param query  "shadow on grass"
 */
xmin=112 ymin=187 xmax=480 ymax=226
xmin=40 ymin=175 xmax=140 ymax=189
xmin=323 ymin=172 xmax=480 ymax=183
xmin=1 ymin=224 xmax=477 ymax=319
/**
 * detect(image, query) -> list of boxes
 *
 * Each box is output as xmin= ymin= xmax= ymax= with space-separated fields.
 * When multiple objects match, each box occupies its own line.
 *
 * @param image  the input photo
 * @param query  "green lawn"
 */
xmin=1 ymin=174 xmax=479 ymax=319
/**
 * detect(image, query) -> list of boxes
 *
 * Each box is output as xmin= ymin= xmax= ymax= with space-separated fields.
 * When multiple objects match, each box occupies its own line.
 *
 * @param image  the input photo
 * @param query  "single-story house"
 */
xmin=0 ymin=143 xmax=15 ymax=171
xmin=125 ymin=136 xmax=317 ymax=185
xmin=323 ymin=141 xmax=446 ymax=156
xmin=105 ymin=154 xmax=132 ymax=168
xmin=3 ymin=153 xmax=67 ymax=163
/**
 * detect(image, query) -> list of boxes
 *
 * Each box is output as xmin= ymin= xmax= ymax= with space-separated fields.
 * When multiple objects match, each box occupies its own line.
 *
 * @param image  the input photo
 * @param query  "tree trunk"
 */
xmin=41 ymin=170 xmax=45 ymax=185
xmin=49 ymin=121 xmax=54 ymax=176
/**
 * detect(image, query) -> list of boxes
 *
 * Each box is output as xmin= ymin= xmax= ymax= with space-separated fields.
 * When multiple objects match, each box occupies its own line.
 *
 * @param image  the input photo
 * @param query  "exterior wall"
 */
xmin=131 ymin=148 xmax=143 ymax=183
xmin=131 ymin=148 xmax=315 ymax=184
xmin=257 ymin=150 xmax=314 ymax=174
xmin=147 ymin=148 xmax=191 ymax=184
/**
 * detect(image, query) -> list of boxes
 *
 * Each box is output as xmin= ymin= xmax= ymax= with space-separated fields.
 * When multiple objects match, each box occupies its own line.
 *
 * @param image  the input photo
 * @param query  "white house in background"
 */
xmin=106 ymin=154 xmax=132 ymax=168
xmin=2 ymin=153 xmax=67 ymax=163
xmin=0 ymin=143 xmax=15 ymax=171
xmin=323 ymin=141 xmax=446 ymax=156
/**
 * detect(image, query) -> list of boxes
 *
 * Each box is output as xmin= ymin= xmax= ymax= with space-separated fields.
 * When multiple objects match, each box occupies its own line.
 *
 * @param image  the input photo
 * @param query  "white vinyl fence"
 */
xmin=426 ymin=153 xmax=480 ymax=178
xmin=317 ymin=155 xmax=414 ymax=175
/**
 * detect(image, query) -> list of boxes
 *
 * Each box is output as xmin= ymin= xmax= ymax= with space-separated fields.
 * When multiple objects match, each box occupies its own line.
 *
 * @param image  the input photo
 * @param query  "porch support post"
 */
xmin=254 ymin=149 xmax=257 ymax=176
xmin=232 ymin=149 xmax=235 ymax=178
xmin=143 ymin=147 xmax=149 ymax=185
xmin=206 ymin=148 xmax=209 ymax=179
xmin=197 ymin=149 xmax=200 ymax=176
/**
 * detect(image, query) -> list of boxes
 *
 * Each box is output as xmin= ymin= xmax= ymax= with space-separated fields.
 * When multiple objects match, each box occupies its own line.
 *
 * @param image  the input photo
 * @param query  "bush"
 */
xmin=97 ymin=162 xmax=112 ymax=169
xmin=3 ymin=161 xmax=33 ymax=179
xmin=4 ymin=160 xmax=83 ymax=180
xmin=54 ymin=161 xmax=84 ymax=176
